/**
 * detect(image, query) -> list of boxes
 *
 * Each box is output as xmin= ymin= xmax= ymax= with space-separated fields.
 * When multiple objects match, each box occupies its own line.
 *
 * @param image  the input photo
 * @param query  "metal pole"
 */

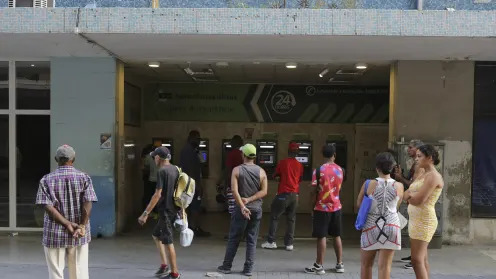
xmin=417 ymin=0 xmax=423 ymax=10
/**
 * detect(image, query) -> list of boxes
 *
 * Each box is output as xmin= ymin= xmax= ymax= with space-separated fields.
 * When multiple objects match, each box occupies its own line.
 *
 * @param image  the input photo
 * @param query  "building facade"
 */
xmin=1 ymin=1 xmax=495 ymax=244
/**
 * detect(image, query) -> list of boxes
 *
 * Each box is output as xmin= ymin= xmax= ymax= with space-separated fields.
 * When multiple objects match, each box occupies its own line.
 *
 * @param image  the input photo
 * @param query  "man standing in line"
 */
xmin=393 ymin=139 xmax=424 ymax=269
xmin=138 ymin=146 xmax=181 ymax=279
xmin=35 ymin=145 xmax=98 ymax=279
xmin=179 ymin=130 xmax=210 ymax=237
xmin=305 ymin=144 xmax=345 ymax=275
xmin=261 ymin=142 xmax=303 ymax=251
xmin=217 ymin=144 xmax=268 ymax=277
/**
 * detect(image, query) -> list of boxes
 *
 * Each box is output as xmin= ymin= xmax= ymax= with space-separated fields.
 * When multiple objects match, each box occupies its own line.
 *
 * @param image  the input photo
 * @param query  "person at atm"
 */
xmin=305 ymin=144 xmax=345 ymax=275
xmin=179 ymin=130 xmax=211 ymax=237
xmin=261 ymin=142 xmax=303 ymax=251
xmin=224 ymin=135 xmax=244 ymax=215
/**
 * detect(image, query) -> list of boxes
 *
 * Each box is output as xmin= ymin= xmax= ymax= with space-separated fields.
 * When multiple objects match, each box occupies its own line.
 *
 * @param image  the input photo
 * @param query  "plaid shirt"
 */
xmin=35 ymin=166 xmax=98 ymax=248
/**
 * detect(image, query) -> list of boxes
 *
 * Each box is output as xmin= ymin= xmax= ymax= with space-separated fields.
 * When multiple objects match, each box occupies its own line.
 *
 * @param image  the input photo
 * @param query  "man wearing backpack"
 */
xmin=217 ymin=143 xmax=268 ymax=277
xmin=304 ymin=144 xmax=345 ymax=275
xmin=139 ymin=147 xmax=181 ymax=279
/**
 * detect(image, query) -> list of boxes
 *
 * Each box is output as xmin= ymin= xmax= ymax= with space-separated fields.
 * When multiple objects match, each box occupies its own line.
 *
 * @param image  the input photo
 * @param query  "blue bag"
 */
xmin=355 ymin=180 xmax=372 ymax=230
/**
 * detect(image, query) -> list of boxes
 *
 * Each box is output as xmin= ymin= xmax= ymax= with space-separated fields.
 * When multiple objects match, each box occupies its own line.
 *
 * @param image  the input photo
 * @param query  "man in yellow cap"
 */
xmin=217 ymin=144 xmax=268 ymax=277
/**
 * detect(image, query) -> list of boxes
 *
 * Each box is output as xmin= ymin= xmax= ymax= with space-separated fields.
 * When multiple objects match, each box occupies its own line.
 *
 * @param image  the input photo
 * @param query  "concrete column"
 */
xmin=51 ymin=57 xmax=117 ymax=237
xmin=390 ymin=60 xmax=474 ymax=244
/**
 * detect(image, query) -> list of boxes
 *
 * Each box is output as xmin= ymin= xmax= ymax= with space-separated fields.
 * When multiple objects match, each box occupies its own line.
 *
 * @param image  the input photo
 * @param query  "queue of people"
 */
xmin=34 ymin=136 xmax=443 ymax=279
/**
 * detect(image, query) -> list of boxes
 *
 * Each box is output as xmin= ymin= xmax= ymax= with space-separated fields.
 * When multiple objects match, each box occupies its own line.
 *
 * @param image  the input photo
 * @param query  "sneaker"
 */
xmin=193 ymin=227 xmax=211 ymax=237
xmin=404 ymin=263 xmax=413 ymax=269
xmin=335 ymin=262 xmax=344 ymax=273
xmin=304 ymin=263 xmax=325 ymax=275
xmin=155 ymin=265 xmax=170 ymax=277
xmin=217 ymin=265 xmax=232 ymax=274
xmin=242 ymin=270 xmax=253 ymax=277
xmin=285 ymin=245 xmax=294 ymax=251
xmin=160 ymin=273 xmax=180 ymax=279
xmin=401 ymin=256 xmax=412 ymax=263
xmin=261 ymin=241 xmax=277 ymax=249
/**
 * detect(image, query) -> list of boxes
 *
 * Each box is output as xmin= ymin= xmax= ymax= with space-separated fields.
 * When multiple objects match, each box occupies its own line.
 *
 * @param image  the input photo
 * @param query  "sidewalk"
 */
xmin=1 ymin=230 xmax=496 ymax=279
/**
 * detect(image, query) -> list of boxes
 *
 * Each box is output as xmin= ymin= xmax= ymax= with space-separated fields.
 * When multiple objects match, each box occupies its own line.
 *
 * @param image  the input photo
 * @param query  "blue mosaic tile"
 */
xmin=332 ymin=9 xmax=355 ymax=35
xmin=56 ymin=0 xmax=151 ymax=8
xmin=0 ymin=0 xmax=8 ymax=8
xmin=401 ymin=10 xmax=446 ymax=36
xmin=64 ymin=8 xmax=79 ymax=32
xmin=376 ymin=9 xmax=401 ymax=35
xmin=150 ymin=9 xmax=176 ymax=33
xmin=355 ymin=9 xmax=377 ymax=35
xmin=424 ymin=0 xmax=496 ymax=11
xmin=357 ymin=0 xmax=415 ymax=9
xmin=82 ymin=8 xmax=109 ymax=32
xmin=240 ymin=9 xmax=265 ymax=34
xmin=307 ymin=9 xmax=333 ymax=35
xmin=197 ymin=8 xmax=242 ymax=34
xmin=446 ymin=11 xmax=496 ymax=37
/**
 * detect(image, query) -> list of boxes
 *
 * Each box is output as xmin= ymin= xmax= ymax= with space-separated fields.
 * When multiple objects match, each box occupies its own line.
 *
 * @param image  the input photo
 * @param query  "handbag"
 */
xmin=355 ymin=180 xmax=373 ymax=230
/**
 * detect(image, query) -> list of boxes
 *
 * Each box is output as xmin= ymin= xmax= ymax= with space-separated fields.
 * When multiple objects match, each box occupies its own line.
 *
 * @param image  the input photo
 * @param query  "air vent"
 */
xmin=33 ymin=0 xmax=48 ymax=7
xmin=336 ymin=69 xmax=365 ymax=76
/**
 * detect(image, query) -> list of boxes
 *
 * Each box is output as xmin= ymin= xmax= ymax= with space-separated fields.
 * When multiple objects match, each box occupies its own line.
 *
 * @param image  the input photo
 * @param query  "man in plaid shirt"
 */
xmin=36 ymin=145 xmax=98 ymax=279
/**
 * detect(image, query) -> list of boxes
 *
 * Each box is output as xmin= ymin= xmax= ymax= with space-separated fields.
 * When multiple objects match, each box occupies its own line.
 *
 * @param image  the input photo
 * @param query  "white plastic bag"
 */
xmin=398 ymin=212 xmax=408 ymax=230
xmin=180 ymin=227 xmax=194 ymax=247
xmin=177 ymin=208 xmax=194 ymax=247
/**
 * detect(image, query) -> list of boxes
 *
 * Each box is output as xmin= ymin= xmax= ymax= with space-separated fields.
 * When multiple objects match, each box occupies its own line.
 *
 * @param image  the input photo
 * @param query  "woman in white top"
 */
xmin=357 ymin=152 xmax=404 ymax=279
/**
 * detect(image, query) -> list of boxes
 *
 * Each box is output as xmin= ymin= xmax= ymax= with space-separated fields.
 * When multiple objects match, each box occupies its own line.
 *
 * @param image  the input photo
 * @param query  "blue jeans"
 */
xmin=221 ymin=206 xmax=262 ymax=272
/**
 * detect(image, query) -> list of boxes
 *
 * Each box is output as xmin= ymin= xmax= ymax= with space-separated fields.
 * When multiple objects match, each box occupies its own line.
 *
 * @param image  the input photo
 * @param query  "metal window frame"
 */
xmin=0 ymin=60 xmax=50 ymax=232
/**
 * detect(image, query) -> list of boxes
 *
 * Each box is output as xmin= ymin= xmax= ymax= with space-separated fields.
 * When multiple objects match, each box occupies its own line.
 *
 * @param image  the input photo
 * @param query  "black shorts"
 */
xmin=312 ymin=210 xmax=342 ymax=238
xmin=152 ymin=211 xmax=176 ymax=245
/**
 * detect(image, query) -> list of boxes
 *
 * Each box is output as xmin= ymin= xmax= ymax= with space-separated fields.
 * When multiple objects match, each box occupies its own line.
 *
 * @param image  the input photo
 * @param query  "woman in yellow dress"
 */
xmin=403 ymin=144 xmax=444 ymax=279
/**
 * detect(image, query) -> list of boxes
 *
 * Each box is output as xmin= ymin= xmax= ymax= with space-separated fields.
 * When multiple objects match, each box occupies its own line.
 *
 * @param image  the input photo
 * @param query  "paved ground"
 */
xmin=1 ymin=228 xmax=496 ymax=279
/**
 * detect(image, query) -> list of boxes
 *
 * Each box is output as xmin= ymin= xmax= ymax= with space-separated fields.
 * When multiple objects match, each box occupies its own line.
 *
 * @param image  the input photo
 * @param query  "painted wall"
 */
xmin=390 ymin=60 xmax=476 ymax=244
xmin=41 ymin=0 xmax=496 ymax=10
xmin=51 ymin=57 xmax=117 ymax=237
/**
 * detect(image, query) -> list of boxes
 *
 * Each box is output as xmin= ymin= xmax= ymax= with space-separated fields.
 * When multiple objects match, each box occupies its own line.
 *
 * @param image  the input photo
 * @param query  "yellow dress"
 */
xmin=407 ymin=178 xmax=442 ymax=242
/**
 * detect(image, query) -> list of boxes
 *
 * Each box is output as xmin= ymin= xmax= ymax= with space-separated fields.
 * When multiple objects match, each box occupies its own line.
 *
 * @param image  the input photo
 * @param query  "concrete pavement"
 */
xmin=1 ymin=229 xmax=496 ymax=279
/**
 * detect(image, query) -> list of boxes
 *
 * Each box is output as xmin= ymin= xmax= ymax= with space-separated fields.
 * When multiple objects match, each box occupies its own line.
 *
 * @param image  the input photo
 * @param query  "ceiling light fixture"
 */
xmin=285 ymin=62 xmax=297 ymax=69
xmin=319 ymin=68 xmax=329 ymax=78
xmin=355 ymin=63 xmax=368 ymax=70
xmin=148 ymin=62 xmax=160 ymax=68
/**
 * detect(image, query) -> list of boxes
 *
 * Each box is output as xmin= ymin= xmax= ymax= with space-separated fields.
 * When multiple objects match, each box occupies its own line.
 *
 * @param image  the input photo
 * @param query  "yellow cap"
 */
xmin=240 ymin=143 xmax=257 ymax=158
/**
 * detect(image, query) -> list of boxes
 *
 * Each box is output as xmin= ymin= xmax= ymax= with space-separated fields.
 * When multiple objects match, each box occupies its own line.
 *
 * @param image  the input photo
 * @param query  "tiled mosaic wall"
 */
xmin=1 ymin=0 xmax=495 ymax=9
xmin=1 ymin=8 xmax=495 ymax=37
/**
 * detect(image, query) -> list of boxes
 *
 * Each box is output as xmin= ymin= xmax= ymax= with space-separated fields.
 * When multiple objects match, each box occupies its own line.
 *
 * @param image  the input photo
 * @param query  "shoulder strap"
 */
xmin=364 ymin=179 xmax=371 ymax=196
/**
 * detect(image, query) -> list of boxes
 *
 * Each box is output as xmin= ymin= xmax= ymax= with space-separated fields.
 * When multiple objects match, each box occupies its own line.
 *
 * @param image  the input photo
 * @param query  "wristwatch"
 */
xmin=143 ymin=210 xmax=149 ymax=216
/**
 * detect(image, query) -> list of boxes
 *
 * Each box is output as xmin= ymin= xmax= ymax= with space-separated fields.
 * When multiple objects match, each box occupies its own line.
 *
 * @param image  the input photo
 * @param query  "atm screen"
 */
xmin=200 ymin=151 xmax=208 ymax=162
xmin=259 ymin=154 xmax=273 ymax=164
xmin=296 ymin=156 xmax=308 ymax=163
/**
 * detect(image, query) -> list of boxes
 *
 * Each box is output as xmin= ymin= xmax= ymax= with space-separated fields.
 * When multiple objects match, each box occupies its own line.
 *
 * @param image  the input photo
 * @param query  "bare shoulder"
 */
xmin=424 ymin=171 xmax=444 ymax=188
xmin=394 ymin=181 xmax=404 ymax=190
xmin=259 ymin=167 xmax=267 ymax=179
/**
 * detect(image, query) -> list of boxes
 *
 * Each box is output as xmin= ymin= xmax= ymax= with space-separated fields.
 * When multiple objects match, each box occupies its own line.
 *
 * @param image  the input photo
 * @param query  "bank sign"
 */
xmin=145 ymin=83 xmax=388 ymax=123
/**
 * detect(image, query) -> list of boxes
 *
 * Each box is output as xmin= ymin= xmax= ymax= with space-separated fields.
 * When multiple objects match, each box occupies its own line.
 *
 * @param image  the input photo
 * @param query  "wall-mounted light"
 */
xmin=355 ymin=63 xmax=367 ymax=70
xmin=259 ymin=145 xmax=275 ymax=149
xmin=148 ymin=62 xmax=160 ymax=68
xmin=319 ymin=68 xmax=329 ymax=78
xmin=285 ymin=62 xmax=298 ymax=69
xmin=123 ymin=143 xmax=135 ymax=147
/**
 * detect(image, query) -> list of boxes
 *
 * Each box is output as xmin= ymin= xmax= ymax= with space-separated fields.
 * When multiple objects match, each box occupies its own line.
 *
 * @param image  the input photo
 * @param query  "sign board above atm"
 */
xmin=145 ymin=83 xmax=388 ymax=123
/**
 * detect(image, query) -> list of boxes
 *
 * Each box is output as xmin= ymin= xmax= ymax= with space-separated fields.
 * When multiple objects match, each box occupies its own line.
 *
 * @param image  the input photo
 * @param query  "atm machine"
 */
xmin=294 ymin=140 xmax=313 ymax=180
xmin=152 ymin=138 xmax=174 ymax=162
xmin=221 ymin=139 xmax=233 ymax=170
xmin=326 ymin=140 xmax=348 ymax=181
xmin=256 ymin=140 xmax=277 ymax=179
xmin=198 ymin=139 xmax=209 ymax=178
